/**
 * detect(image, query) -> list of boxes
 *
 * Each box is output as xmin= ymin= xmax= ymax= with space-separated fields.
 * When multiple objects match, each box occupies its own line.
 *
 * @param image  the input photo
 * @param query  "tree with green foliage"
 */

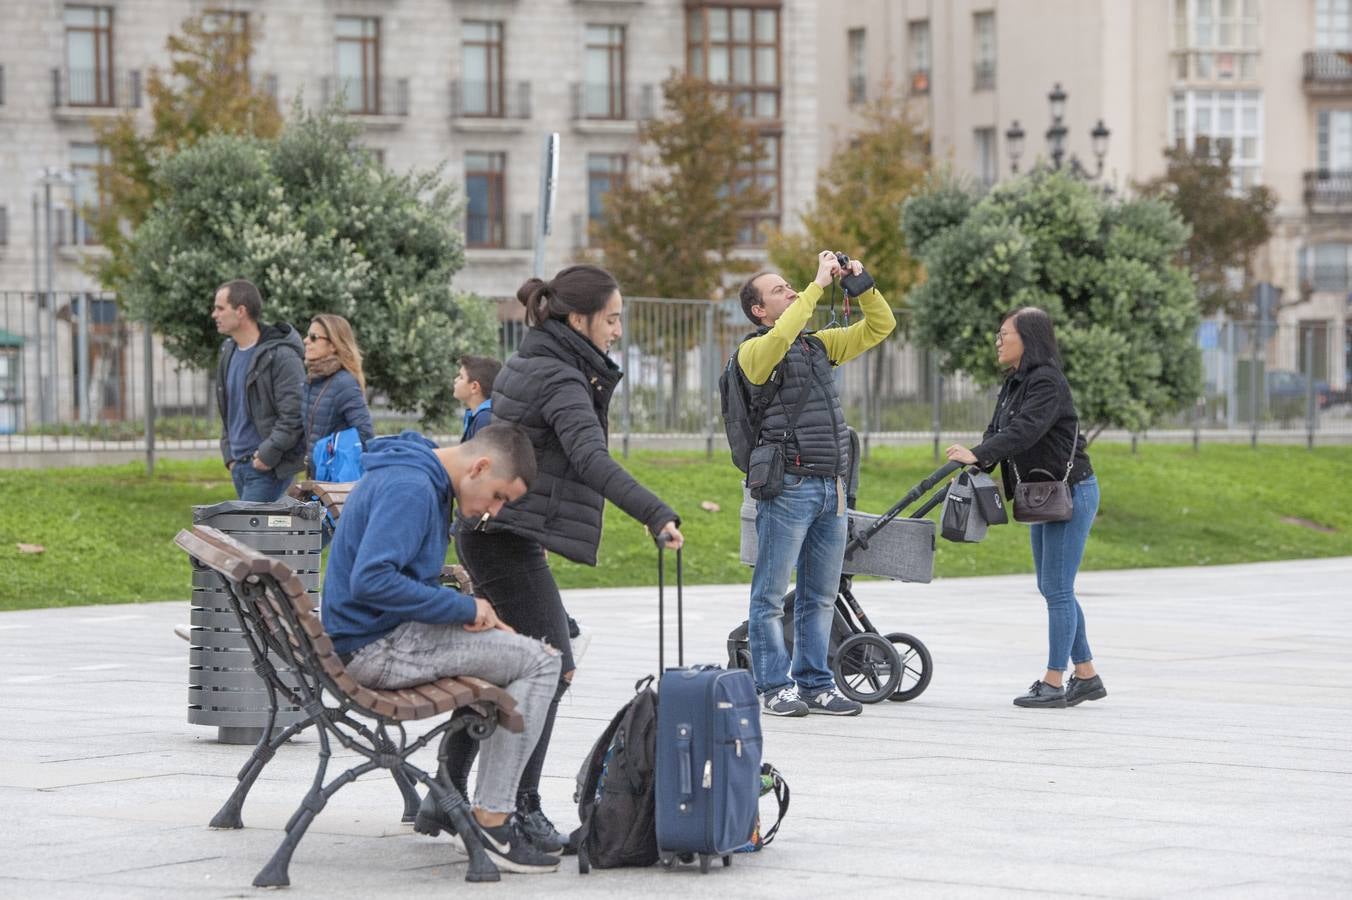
xmin=767 ymin=91 xmax=929 ymax=310
xmin=591 ymin=73 xmax=770 ymax=299
xmin=119 ymin=109 xmax=494 ymax=422
xmin=1137 ymin=142 xmax=1276 ymax=317
xmin=90 ymin=13 xmax=283 ymax=290
xmin=901 ymin=170 xmax=1203 ymax=439
xmin=590 ymin=74 xmax=770 ymax=426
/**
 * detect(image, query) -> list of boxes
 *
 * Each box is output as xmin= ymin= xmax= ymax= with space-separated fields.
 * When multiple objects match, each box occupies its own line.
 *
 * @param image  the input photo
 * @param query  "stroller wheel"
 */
xmin=832 ymin=633 xmax=901 ymax=703
xmin=884 ymin=632 xmax=934 ymax=701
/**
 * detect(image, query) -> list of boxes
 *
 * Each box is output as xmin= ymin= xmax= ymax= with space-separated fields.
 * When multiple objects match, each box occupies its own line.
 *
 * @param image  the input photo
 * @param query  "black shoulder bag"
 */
xmin=1009 ymin=421 xmax=1077 ymax=524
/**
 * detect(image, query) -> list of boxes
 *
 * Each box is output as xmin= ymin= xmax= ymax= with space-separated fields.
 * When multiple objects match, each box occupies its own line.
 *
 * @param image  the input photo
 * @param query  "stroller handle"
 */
xmin=847 ymin=460 xmax=962 ymax=553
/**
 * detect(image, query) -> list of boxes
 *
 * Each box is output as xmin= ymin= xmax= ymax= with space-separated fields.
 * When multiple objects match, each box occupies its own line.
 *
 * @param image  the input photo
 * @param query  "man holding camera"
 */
xmin=736 ymin=250 xmax=896 ymax=717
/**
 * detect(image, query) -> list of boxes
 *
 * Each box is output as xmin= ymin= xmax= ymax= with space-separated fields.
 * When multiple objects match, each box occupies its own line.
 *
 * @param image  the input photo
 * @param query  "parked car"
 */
xmin=1266 ymin=370 xmax=1332 ymax=409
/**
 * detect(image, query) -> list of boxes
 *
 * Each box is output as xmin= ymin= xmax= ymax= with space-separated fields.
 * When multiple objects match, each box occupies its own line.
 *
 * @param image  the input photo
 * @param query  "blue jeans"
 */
xmin=1029 ymin=476 xmax=1099 ymax=672
xmin=748 ymin=473 xmax=847 ymax=696
xmin=230 ymin=458 xmax=292 ymax=502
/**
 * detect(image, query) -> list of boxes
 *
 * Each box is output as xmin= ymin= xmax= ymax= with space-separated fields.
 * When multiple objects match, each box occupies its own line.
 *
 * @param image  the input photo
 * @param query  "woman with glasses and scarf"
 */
xmin=944 ymin=307 xmax=1105 ymax=710
xmin=302 ymin=314 xmax=375 ymax=476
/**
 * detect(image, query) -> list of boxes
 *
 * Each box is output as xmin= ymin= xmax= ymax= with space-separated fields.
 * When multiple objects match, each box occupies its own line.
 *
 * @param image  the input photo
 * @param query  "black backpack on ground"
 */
xmin=718 ymin=347 xmax=782 ymax=473
xmin=572 ymin=677 xmax=660 ymax=872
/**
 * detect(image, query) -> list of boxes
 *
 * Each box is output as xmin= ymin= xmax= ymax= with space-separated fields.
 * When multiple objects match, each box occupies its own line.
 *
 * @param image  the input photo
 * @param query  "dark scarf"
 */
xmin=305 ymin=355 xmax=343 ymax=382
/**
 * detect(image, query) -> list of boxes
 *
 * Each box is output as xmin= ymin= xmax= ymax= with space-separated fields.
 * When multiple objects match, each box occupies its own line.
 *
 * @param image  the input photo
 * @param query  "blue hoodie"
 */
xmin=321 ymin=431 xmax=476 ymax=656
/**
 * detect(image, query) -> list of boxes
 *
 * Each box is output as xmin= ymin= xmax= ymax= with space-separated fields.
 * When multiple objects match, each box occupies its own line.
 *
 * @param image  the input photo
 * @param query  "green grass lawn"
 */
xmin=1 ymin=444 xmax=1349 ymax=610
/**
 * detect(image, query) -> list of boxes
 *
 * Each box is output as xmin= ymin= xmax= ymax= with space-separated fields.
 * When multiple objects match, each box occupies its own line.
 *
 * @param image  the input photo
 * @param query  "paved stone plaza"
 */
xmin=2 ymin=557 xmax=1349 ymax=898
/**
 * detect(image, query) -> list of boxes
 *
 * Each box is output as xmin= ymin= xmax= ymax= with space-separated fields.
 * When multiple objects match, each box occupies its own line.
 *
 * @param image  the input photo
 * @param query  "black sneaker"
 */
xmin=802 ymin=686 xmax=863 ymax=717
xmin=470 ymin=815 xmax=560 ymax=874
xmin=1066 ymin=674 xmax=1107 ymax=706
xmin=761 ymin=686 xmax=809 ymax=717
xmin=1013 ymin=680 xmax=1067 ymax=708
xmin=515 ymin=793 xmax=566 ymax=856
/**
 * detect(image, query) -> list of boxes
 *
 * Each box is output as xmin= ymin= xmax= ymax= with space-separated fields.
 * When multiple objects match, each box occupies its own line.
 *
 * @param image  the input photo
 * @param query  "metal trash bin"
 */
xmin=189 ymin=496 xmax=322 ymax=744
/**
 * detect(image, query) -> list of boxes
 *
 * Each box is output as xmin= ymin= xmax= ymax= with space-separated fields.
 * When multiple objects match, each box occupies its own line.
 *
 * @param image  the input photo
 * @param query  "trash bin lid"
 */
xmin=193 ymin=494 xmax=324 ymax=523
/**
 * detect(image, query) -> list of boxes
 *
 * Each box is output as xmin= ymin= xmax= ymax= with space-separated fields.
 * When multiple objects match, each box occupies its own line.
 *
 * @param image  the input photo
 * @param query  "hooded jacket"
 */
xmin=488 ymin=317 xmax=677 ymax=565
xmin=972 ymin=362 xmax=1094 ymax=500
xmin=216 ymin=322 xmax=306 ymax=478
xmin=320 ymin=431 xmax=475 ymax=656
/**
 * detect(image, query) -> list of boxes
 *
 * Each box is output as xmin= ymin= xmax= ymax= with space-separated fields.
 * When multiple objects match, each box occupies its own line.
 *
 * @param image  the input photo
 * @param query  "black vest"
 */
xmin=747 ymin=332 xmax=851 ymax=478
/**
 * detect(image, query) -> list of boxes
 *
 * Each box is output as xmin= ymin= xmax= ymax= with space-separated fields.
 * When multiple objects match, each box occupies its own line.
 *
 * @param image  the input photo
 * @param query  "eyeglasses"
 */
xmin=304 ymin=333 xmax=329 ymax=343
xmin=995 ymin=330 xmax=1015 ymax=345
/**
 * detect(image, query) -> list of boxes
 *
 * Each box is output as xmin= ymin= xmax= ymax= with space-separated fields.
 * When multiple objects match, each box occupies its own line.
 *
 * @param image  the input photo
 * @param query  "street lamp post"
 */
xmin=34 ymin=166 xmax=74 ymax=426
xmin=1006 ymin=82 xmax=1110 ymax=180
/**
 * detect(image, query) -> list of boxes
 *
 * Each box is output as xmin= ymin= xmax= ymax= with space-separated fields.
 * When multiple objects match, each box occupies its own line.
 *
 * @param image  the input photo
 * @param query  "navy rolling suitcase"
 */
xmin=653 ymin=538 xmax=763 ymax=873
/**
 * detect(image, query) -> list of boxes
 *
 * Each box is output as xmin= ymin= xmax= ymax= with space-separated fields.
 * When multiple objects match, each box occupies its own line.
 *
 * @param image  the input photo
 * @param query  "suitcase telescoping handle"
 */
xmin=656 ymin=532 xmax=684 ymax=671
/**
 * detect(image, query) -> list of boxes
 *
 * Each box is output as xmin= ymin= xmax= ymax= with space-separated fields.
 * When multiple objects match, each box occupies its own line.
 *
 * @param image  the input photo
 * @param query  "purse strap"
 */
xmin=1009 ymin=417 xmax=1077 ymax=486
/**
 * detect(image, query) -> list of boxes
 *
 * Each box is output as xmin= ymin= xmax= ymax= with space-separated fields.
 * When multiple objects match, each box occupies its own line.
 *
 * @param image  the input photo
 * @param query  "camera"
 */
xmin=832 ymin=252 xmax=875 ymax=297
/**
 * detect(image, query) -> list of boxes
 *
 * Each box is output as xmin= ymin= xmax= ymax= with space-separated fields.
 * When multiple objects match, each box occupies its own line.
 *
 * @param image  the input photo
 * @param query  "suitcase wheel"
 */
xmin=722 ymin=855 xmax=732 ymax=867
xmin=699 ymin=854 xmax=711 ymax=874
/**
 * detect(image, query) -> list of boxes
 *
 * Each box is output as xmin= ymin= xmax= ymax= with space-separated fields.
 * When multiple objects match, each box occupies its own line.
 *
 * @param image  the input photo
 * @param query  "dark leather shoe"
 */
xmin=1066 ymin=674 xmax=1107 ymax=706
xmin=1013 ymin=680 xmax=1067 ymax=708
xmin=413 ymin=790 xmax=457 ymax=838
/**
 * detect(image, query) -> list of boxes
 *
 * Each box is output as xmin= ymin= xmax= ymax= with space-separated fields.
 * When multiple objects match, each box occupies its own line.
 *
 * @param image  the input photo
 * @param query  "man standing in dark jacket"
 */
xmin=211 ymin=279 xmax=305 ymax=501
xmin=737 ymin=251 xmax=895 ymax=717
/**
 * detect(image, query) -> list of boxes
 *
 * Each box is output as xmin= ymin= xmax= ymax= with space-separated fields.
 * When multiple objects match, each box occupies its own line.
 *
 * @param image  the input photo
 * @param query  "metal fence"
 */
xmin=0 ymin=290 xmax=1348 ymax=469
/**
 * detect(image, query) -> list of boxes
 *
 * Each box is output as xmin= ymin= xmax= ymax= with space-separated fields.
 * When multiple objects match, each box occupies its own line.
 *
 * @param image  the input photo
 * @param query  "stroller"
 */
xmin=727 ymin=430 xmax=961 ymax=704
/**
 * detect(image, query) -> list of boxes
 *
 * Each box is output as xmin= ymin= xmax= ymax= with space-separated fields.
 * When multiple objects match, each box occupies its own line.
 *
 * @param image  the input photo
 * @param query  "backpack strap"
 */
xmin=757 ymin=762 xmax=791 ymax=847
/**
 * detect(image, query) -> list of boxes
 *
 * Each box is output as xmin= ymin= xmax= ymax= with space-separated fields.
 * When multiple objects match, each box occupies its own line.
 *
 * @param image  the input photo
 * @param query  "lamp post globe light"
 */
xmin=1006 ymin=82 xmax=1110 ymax=179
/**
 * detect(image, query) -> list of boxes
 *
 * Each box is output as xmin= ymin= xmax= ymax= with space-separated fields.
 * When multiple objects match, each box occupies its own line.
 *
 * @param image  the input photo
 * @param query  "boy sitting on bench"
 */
xmin=322 ymin=424 xmax=562 ymax=875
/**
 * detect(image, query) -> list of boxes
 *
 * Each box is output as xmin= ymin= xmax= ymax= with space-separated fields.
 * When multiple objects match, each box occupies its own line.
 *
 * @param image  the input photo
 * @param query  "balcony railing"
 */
xmin=450 ymin=80 xmax=532 ymax=119
xmin=466 ymin=211 xmax=534 ymax=251
xmin=51 ymin=68 xmax=142 ymax=109
xmin=569 ymin=83 xmax=655 ymax=121
xmin=1304 ymin=50 xmax=1352 ymax=91
xmin=1304 ymin=170 xmax=1352 ymax=211
xmin=320 ymin=76 xmax=409 ymax=117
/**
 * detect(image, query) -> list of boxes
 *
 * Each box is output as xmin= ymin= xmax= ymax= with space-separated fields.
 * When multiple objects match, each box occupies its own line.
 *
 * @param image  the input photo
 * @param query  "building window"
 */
xmin=587 ymin=153 xmax=627 ymax=224
xmin=1318 ymin=0 xmax=1352 ymax=48
xmin=464 ymin=151 xmax=505 ymax=248
xmin=1171 ymin=0 xmax=1260 ymax=82
xmin=1170 ymin=89 xmax=1263 ymax=189
xmin=975 ymin=128 xmax=997 ymax=186
xmin=908 ymin=20 xmax=930 ymax=95
xmin=583 ymin=25 xmax=626 ymax=119
xmin=847 ymin=28 xmax=866 ymax=105
xmin=686 ymin=5 xmax=780 ymax=120
xmin=336 ymin=16 xmax=380 ymax=114
xmin=203 ymin=10 xmax=249 ymax=77
xmin=1318 ymin=110 xmax=1352 ymax=171
xmin=1304 ymin=244 xmax=1352 ymax=292
xmin=463 ymin=21 xmax=505 ymax=117
xmin=737 ymin=134 xmax=780 ymax=246
xmin=973 ymin=12 xmax=995 ymax=91
xmin=70 ymin=143 xmax=108 ymax=246
xmin=65 ymin=5 xmax=114 ymax=106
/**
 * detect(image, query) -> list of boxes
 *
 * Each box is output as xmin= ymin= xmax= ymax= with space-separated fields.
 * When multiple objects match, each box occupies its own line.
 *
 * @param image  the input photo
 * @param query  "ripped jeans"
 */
xmin=346 ymin=621 xmax=561 ymax=814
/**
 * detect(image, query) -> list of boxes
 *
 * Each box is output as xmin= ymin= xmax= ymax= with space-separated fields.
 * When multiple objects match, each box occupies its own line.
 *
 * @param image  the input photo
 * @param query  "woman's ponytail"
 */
xmin=517 ymin=277 xmax=552 ymax=327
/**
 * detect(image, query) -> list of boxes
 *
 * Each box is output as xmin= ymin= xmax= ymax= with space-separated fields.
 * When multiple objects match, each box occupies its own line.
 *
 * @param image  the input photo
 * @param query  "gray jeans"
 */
xmin=346 ymin=621 xmax=561 ymax=814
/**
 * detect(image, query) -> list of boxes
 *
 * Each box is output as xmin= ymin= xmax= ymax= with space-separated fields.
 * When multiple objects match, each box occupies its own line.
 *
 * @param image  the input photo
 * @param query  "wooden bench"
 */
xmin=174 ymin=524 xmax=519 ymax=885
xmin=288 ymin=480 xmax=474 ymax=593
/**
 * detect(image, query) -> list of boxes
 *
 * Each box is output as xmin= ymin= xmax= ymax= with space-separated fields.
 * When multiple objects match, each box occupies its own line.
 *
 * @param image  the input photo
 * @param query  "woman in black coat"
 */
xmin=302 ymin=314 xmax=374 ymax=475
xmin=945 ymin=307 xmax=1105 ymax=710
xmin=428 ymin=265 xmax=683 ymax=852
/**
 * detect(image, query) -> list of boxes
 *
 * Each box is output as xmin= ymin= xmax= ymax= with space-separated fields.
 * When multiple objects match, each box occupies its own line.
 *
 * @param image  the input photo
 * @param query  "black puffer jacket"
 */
xmin=488 ymin=318 xmax=678 ymax=565
xmin=745 ymin=331 xmax=851 ymax=478
xmin=972 ymin=362 xmax=1093 ymax=500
